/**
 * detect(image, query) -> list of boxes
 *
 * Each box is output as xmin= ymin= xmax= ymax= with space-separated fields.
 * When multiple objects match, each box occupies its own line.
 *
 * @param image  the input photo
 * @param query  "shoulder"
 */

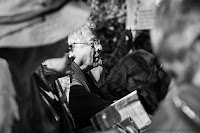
xmin=70 ymin=84 xmax=90 ymax=96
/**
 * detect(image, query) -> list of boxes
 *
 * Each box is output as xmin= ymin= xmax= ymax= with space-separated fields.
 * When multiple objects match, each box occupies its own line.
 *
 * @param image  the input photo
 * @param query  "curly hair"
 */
xmin=68 ymin=21 xmax=96 ymax=44
xmin=105 ymin=52 xmax=150 ymax=98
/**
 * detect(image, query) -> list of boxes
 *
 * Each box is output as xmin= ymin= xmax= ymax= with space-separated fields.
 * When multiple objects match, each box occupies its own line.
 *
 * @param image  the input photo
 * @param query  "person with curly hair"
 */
xmin=104 ymin=52 xmax=159 ymax=114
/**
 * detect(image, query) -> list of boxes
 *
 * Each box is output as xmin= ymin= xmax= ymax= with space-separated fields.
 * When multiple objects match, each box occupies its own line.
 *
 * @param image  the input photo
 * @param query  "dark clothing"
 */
xmin=138 ymin=88 xmax=158 ymax=115
xmin=5 ymin=63 xmax=53 ymax=133
xmin=85 ymin=72 xmax=116 ymax=101
xmin=69 ymin=62 xmax=112 ymax=129
xmin=145 ymin=84 xmax=200 ymax=133
xmin=70 ymin=85 xmax=112 ymax=129
xmin=11 ymin=75 xmax=53 ymax=133
xmin=0 ymin=52 xmax=62 ymax=133
xmin=34 ymin=65 xmax=75 ymax=133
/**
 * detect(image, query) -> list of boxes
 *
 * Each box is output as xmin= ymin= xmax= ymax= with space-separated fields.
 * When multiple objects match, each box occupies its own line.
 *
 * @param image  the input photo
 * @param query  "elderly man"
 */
xmin=67 ymin=21 xmax=113 ymax=129
xmin=146 ymin=0 xmax=200 ymax=132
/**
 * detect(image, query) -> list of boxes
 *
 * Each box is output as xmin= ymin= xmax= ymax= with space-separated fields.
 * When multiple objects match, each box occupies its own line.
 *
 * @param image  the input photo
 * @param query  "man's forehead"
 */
xmin=83 ymin=29 xmax=96 ymax=41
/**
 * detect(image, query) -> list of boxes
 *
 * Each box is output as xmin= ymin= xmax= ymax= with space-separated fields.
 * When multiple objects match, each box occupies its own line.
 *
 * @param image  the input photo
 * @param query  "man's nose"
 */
xmin=68 ymin=51 xmax=75 ymax=61
xmin=96 ymin=44 xmax=103 ymax=53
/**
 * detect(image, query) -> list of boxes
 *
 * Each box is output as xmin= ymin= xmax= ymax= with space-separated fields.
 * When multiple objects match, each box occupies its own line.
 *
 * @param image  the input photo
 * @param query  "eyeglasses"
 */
xmin=66 ymin=45 xmax=75 ymax=53
xmin=72 ymin=39 xmax=101 ymax=48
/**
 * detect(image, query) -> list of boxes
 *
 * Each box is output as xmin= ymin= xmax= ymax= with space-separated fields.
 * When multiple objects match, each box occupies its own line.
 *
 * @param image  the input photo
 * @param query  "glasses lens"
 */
xmin=66 ymin=45 xmax=73 ymax=52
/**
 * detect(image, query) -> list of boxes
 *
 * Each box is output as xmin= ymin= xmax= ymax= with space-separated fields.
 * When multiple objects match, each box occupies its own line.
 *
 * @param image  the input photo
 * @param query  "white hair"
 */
xmin=68 ymin=21 xmax=96 ymax=45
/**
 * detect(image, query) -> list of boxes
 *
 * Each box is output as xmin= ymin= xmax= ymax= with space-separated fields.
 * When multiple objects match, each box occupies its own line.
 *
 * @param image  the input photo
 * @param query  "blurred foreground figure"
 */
xmin=34 ymin=51 xmax=76 ymax=133
xmin=146 ymin=0 xmax=200 ymax=132
xmin=0 ymin=0 xmax=90 ymax=133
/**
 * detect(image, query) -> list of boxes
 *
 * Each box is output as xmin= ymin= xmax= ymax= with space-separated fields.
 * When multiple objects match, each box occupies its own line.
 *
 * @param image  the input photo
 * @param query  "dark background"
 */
xmin=83 ymin=0 xmax=152 ymax=71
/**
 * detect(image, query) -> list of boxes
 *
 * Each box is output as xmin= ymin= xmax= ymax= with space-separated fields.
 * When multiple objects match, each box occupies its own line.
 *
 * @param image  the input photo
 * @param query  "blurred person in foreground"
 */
xmin=0 ymin=0 xmax=91 ymax=133
xmin=33 ymin=48 xmax=76 ymax=133
xmin=67 ymin=21 xmax=113 ymax=130
xmin=146 ymin=0 xmax=200 ymax=132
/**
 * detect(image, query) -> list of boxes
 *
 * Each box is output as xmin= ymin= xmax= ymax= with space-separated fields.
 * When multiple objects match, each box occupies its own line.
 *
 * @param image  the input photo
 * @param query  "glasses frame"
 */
xmin=72 ymin=39 xmax=100 ymax=48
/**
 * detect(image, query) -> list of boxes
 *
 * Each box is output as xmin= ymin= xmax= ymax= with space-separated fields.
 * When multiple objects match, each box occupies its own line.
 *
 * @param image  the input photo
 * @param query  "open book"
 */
xmin=90 ymin=90 xmax=151 ymax=131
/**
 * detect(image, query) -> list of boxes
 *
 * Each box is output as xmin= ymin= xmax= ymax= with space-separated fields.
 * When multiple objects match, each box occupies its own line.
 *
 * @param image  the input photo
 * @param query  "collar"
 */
xmin=71 ymin=62 xmax=90 ymax=92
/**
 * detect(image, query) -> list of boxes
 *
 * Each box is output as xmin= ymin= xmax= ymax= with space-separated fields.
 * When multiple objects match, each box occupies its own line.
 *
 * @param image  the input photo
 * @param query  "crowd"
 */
xmin=1 ymin=0 xmax=200 ymax=133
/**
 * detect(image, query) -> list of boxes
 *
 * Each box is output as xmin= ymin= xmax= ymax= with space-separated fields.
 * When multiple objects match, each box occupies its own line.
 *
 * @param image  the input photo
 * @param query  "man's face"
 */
xmin=72 ymin=29 xmax=102 ymax=70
